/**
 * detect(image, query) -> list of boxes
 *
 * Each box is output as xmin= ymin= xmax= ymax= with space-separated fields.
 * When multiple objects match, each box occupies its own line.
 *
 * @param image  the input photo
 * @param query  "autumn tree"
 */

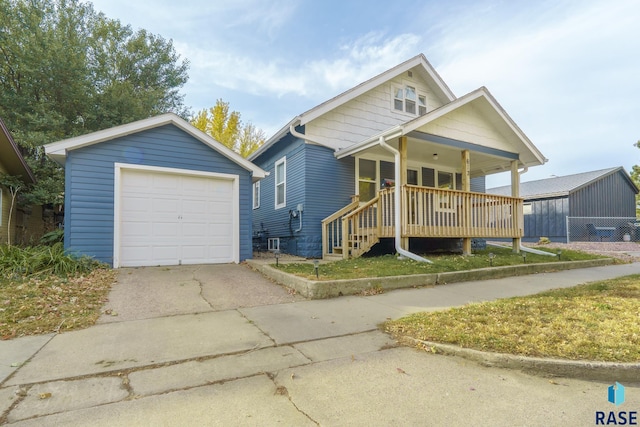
xmin=191 ymin=99 xmax=265 ymax=157
xmin=0 ymin=0 xmax=190 ymax=204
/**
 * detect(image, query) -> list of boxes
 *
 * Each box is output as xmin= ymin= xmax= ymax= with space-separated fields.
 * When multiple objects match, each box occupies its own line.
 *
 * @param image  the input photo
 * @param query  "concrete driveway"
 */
xmin=2 ymin=262 xmax=640 ymax=425
xmin=98 ymin=264 xmax=304 ymax=323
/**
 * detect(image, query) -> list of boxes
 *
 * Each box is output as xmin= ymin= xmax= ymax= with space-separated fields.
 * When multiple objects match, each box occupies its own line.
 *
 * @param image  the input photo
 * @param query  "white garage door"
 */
xmin=117 ymin=167 xmax=237 ymax=267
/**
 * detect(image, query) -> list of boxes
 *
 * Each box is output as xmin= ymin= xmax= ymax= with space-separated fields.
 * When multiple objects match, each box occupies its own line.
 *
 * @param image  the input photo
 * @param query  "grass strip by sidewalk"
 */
xmin=385 ymin=275 xmax=640 ymax=363
xmin=0 ymin=269 xmax=116 ymax=340
xmin=276 ymin=247 xmax=607 ymax=281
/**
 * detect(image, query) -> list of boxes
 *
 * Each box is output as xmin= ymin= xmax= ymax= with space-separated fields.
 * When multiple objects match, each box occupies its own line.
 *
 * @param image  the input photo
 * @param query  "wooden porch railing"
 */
xmin=321 ymin=195 xmax=359 ymax=259
xmin=321 ymin=186 xmax=523 ymax=259
xmin=400 ymin=185 xmax=523 ymax=239
xmin=341 ymin=195 xmax=381 ymax=259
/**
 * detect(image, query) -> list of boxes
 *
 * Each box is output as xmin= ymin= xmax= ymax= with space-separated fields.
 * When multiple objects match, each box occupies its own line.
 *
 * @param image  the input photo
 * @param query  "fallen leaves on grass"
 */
xmin=0 ymin=269 xmax=116 ymax=339
xmin=385 ymin=275 xmax=640 ymax=363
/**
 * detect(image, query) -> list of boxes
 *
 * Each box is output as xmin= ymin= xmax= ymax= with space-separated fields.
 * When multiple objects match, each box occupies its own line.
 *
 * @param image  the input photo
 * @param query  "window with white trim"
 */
xmin=523 ymin=203 xmax=532 ymax=215
xmin=252 ymin=181 xmax=260 ymax=209
xmin=274 ymin=156 xmax=286 ymax=209
xmin=268 ymin=237 xmax=280 ymax=251
xmin=393 ymin=84 xmax=427 ymax=116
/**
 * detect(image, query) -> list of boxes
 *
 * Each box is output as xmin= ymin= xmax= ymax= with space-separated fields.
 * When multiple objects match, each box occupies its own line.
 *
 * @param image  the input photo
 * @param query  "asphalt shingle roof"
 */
xmin=488 ymin=167 xmax=623 ymax=198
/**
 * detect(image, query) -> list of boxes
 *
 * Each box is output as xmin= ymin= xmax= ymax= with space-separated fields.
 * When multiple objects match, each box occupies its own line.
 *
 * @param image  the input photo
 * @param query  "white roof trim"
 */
xmin=336 ymin=87 xmax=548 ymax=166
xmin=300 ymin=54 xmax=455 ymax=126
xmin=250 ymin=54 xmax=457 ymax=161
xmin=44 ymin=113 xmax=266 ymax=181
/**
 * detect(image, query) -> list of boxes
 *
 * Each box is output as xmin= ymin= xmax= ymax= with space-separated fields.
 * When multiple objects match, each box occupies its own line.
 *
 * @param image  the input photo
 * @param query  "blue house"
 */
xmin=250 ymin=54 xmax=547 ymax=259
xmin=45 ymin=113 xmax=266 ymax=267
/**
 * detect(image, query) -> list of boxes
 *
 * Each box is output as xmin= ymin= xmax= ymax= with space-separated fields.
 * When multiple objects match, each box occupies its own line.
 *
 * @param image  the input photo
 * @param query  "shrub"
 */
xmin=39 ymin=229 xmax=64 ymax=245
xmin=0 ymin=243 xmax=104 ymax=277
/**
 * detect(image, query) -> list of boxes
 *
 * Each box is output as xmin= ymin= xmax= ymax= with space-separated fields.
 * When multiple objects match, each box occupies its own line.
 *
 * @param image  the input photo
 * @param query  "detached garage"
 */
xmin=45 ymin=113 xmax=266 ymax=267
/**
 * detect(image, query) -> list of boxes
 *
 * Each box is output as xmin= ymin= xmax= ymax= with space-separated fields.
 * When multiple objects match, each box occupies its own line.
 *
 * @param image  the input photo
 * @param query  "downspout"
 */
xmin=378 ymin=136 xmax=432 ymax=263
xmin=294 ymin=210 xmax=302 ymax=232
xmin=289 ymin=118 xmax=324 ymax=146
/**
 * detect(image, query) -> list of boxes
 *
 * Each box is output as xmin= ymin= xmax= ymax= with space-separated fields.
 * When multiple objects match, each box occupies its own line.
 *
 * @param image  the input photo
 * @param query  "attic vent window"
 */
xmin=393 ymin=85 xmax=427 ymax=116
xmin=407 ymin=71 xmax=413 ymax=78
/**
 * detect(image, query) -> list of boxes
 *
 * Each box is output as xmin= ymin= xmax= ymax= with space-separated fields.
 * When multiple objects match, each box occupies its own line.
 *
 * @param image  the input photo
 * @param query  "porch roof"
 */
xmin=335 ymin=87 xmax=547 ymax=178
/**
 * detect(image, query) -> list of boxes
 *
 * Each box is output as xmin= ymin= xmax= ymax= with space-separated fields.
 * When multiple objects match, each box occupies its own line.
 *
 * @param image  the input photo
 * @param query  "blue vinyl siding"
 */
xmin=64 ymin=124 xmax=254 ymax=265
xmin=252 ymin=133 xmax=355 ymax=258
xmin=252 ymin=132 xmax=489 ymax=257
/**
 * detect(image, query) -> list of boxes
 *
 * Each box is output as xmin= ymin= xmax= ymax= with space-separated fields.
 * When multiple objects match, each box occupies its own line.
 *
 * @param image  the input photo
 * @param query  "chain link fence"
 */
xmin=566 ymin=217 xmax=638 ymax=243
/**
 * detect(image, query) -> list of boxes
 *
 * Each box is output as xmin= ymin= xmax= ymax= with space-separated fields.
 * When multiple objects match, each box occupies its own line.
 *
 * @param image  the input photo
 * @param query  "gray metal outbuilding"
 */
xmin=488 ymin=167 xmax=638 ymax=242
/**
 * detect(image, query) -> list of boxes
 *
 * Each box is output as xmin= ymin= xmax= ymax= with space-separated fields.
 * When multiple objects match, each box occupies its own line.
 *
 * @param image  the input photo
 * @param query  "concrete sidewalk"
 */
xmin=2 ymin=262 xmax=640 ymax=425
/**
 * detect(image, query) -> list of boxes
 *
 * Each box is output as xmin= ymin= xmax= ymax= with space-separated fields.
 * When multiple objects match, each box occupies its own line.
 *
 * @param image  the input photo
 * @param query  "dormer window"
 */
xmin=393 ymin=85 xmax=427 ymax=116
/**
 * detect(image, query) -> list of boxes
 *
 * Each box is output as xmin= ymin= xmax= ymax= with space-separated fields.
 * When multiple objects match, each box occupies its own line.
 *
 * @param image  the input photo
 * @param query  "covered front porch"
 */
xmin=321 ymin=88 xmax=546 ymax=260
xmin=322 ymin=174 xmax=524 ymax=260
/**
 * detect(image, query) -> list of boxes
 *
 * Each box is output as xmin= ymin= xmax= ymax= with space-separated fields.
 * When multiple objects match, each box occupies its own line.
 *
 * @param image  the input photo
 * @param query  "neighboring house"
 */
xmin=45 ymin=113 xmax=266 ymax=267
xmin=250 ymin=54 xmax=547 ymax=259
xmin=0 ymin=118 xmax=44 ymax=245
xmin=488 ymin=167 xmax=639 ymax=242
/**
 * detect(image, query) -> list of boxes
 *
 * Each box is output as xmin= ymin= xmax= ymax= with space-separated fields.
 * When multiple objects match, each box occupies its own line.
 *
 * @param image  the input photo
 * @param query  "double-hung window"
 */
xmin=393 ymin=85 xmax=427 ymax=116
xmin=275 ymin=156 xmax=286 ymax=209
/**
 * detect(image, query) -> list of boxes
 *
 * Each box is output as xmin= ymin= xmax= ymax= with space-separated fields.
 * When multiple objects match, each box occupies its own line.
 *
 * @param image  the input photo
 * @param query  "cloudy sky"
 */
xmin=89 ymin=0 xmax=639 ymax=187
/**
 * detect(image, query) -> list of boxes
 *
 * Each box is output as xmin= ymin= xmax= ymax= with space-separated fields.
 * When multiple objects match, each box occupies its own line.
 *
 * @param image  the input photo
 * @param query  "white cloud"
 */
xmin=180 ymin=32 xmax=422 ymax=102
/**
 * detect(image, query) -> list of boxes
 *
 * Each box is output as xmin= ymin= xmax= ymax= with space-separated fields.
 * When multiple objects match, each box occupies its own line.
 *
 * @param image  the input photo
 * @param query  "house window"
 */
xmin=437 ymin=171 xmax=455 ymax=210
xmin=275 ymin=156 xmax=286 ymax=209
xmin=418 ymin=95 xmax=427 ymax=115
xmin=252 ymin=181 xmax=260 ymax=209
xmin=523 ymin=203 xmax=532 ymax=215
xmin=393 ymin=85 xmax=427 ymax=116
xmin=358 ymin=158 xmax=377 ymax=202
xmin=268 ymin=237 xmax=280 ymax=251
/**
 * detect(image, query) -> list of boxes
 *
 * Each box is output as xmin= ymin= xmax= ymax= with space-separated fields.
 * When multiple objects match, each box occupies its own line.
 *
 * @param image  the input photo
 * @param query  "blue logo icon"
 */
xmin=608 ymin=382 xmax=625 ymax=406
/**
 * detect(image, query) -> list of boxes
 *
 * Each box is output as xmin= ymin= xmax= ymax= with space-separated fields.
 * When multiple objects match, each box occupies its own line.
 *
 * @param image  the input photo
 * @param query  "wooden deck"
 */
xmin=322 ymin=185 xmax=523 ymax=259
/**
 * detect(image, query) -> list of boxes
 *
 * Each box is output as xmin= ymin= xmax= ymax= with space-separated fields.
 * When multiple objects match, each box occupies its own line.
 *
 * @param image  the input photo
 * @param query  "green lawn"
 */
xmin=275 ymin=247 xmax=606 ymax=281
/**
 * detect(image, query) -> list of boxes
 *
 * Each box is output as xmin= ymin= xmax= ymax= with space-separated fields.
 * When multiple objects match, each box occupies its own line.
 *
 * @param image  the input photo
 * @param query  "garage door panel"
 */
xmin=121 ymin=222 xmax=152 ymax=238
xmin=151 ymin=222 xmax=180 ymax=238
xmin=152 ymin=173 xmax=180 ymax=190
xmin=119 ymin=168 xmax=236 ymax=267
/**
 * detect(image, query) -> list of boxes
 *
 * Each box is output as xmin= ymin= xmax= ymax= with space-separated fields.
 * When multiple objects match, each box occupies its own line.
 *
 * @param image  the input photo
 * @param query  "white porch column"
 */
xmin=511 ymin=160 xmax=521 ymax=253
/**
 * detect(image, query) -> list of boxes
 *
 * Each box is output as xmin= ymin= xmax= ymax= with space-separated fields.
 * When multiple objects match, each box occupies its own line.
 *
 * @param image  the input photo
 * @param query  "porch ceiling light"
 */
xmin=432 ymin=153 xmax=438 ymax=160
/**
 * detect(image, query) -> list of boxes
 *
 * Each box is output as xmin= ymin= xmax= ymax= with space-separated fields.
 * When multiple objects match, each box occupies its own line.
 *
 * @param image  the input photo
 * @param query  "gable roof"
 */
xmin=0 ymin=118 xmax=36 ymax=183
xmin=249 ymin=54 xmax=456 ymax=161
xmin=335 ymin=86 xmax=547 ymax=169
xmin=488 ymin=167 xmax=638 ymax=198
xmin=45 ymin=113 xmax=266 ymax=181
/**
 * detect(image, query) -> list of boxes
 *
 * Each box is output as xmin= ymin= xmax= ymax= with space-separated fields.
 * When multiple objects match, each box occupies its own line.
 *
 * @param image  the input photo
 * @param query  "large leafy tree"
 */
xmin=192 ymin=99 xmax=265 ymax=158
xmin=0 ymin=0 xmax=189 ymax=204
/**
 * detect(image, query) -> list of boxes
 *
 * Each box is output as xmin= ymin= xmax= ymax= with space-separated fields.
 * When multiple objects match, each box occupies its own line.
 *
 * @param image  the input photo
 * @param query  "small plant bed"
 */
xmin=274 ymin=247 xmax=607 ymax=281
xmin=0 ymin=244 xmax=115 ymax=340
xmin=385 ymin=275 xmax=640 ymax=363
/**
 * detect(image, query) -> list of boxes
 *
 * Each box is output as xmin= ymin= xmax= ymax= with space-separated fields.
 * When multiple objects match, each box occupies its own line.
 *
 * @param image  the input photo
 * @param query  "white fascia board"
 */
xmin=403 ymin=87 xmax=547 ymax=168
xmin=247 ymin=118 xmax=297 ymax=161
xmin=301 ymin=54 xmax=455 ymax=126
xmin=44 ymin=113 xmax=267 ymax=181
xmin=334 ymin=126 xmax=403 ymax=159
